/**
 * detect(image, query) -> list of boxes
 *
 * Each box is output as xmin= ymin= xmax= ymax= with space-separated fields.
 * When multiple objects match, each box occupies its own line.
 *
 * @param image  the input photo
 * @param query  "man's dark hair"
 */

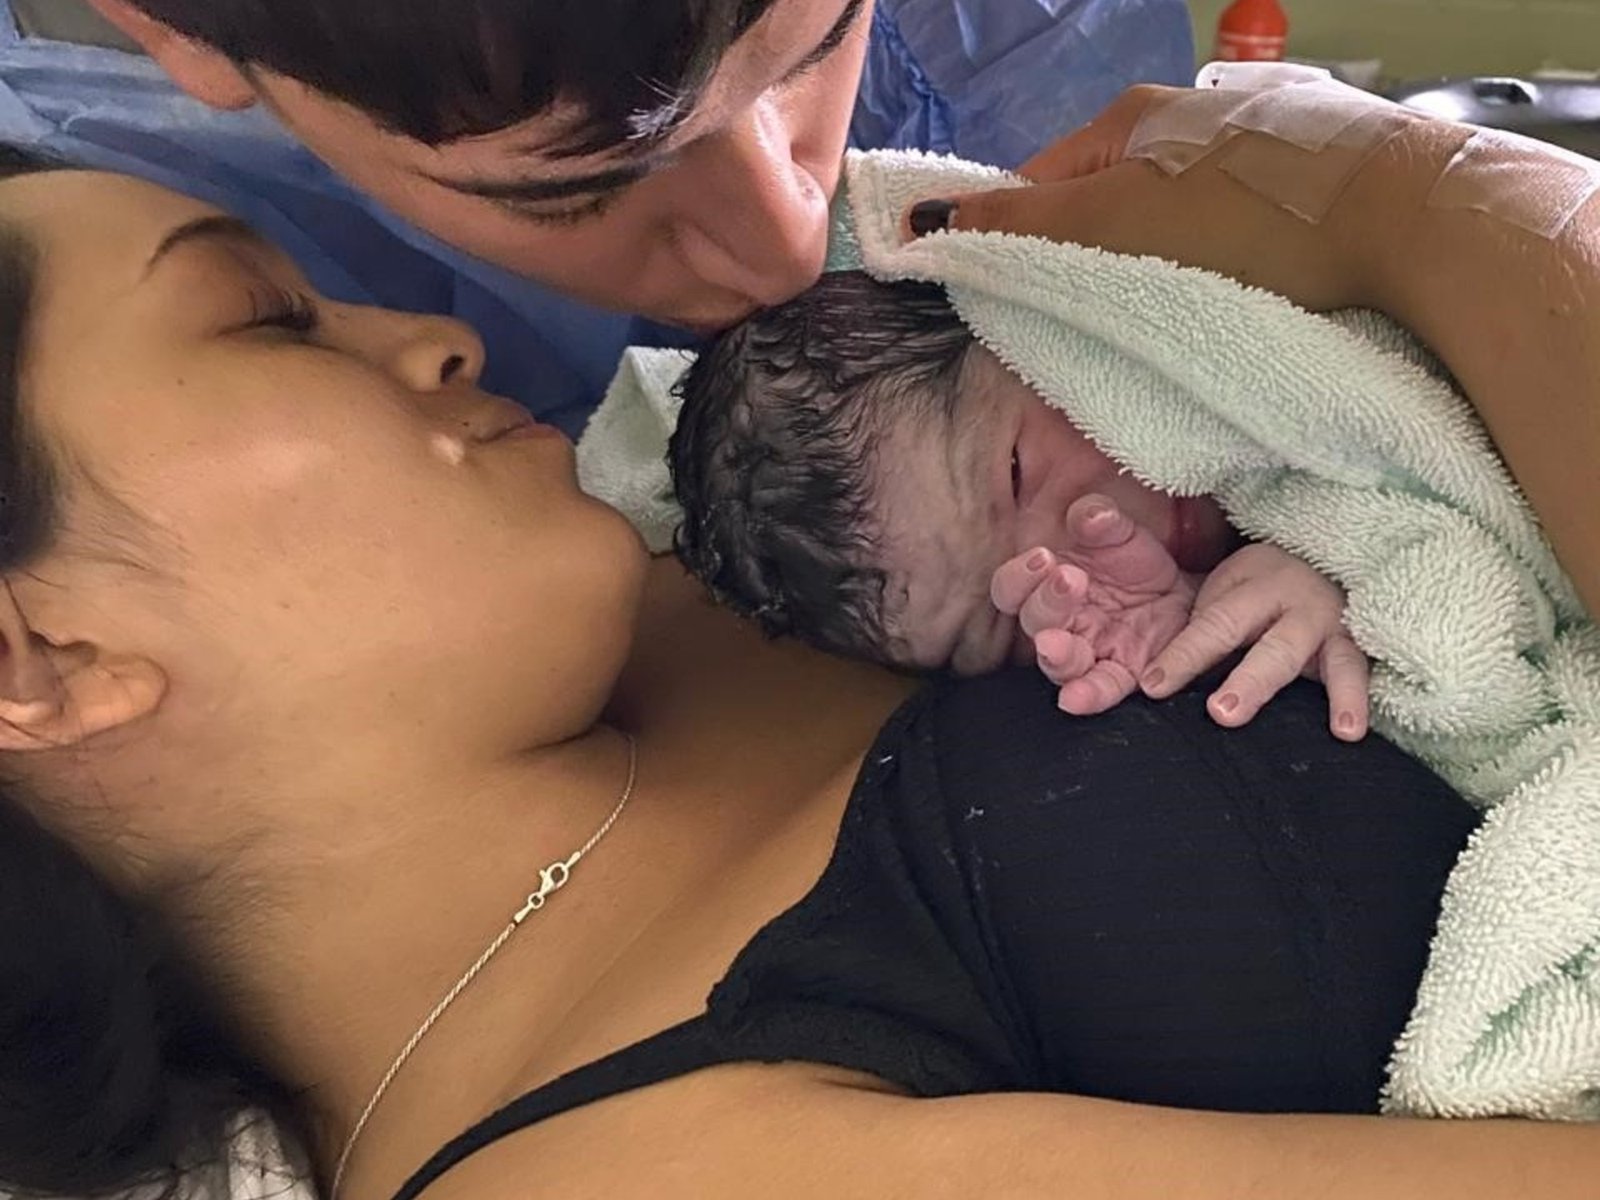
xmin=127 ymin=0 xmax=784 ymax=150
xmin=669 ymin=271 xmax=973 ymax=663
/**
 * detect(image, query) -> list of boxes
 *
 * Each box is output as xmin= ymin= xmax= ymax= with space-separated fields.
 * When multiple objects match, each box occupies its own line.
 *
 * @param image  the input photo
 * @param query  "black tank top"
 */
xmin=394 ymin=673 xmax=1476 ymax=1200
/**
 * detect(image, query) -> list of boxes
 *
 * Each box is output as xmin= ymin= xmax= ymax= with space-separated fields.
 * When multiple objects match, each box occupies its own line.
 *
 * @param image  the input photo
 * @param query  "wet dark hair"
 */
xmin=126 ymin=0 xmax=784 ymax=151
xmin=0 ymin=146 xmax=297 ymax=1199
xmin=669 ymin=271 xmax=973 ymax=662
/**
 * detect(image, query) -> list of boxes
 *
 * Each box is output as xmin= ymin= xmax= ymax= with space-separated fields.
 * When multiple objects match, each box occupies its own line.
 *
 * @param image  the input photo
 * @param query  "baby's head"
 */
xmin=670 ymin=272 xmax=980 ymax=667
xmin=670 ymin=272 xmax=1221 ymax=674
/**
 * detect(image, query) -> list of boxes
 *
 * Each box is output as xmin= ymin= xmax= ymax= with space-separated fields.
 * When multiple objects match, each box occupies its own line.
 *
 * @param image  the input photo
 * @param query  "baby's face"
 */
xmin=872 ymin=348 xmax=1234 ymax=673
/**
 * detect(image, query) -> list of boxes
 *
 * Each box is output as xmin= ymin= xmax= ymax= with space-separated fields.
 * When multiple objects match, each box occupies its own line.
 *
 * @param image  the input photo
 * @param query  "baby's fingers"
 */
xmin=992 ymin=548 xmax=1059 ymax=614
xmin=1018 ymin=563 xmax=1091 ymax=639
xmin=1207 ymin=617 xmax=1324 ymax=728
xmin=1320 ymin=634 xmax=1371 ymax=741
xmin=1141 ymin=594 xmax=1271 ymax=699
xmin=1064 ymin=494 xmax=1139 ymax=550
xmin=1058 ymin=661 xmax=1141 ymax=716
xmin=1035 ymin=628 xmax=1096 ymax=685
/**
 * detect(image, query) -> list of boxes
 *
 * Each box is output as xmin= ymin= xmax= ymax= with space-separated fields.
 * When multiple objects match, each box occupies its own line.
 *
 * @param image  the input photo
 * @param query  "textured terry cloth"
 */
xmin=578 ymin=147 xmax=1600 ymax=1121
xmin=0 ymin=0 xmax=1191 ymax=432
xmin=577 ymin=347 xmax=700 ymax=553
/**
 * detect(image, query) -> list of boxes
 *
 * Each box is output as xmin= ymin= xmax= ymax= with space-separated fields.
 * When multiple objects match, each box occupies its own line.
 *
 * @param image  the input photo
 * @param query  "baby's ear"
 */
xmin=0 ymin=582 xmax=165 ymax=751
xmin=87 ymin=0 xmax=259 ymax=110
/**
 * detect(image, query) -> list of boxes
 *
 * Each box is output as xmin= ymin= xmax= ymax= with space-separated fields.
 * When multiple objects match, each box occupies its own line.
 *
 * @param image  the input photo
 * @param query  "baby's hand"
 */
xmin=1139 ymin=543 xmax=1370 ymax=741
xmin=991 ymin=495 xmax=1197 ymax=715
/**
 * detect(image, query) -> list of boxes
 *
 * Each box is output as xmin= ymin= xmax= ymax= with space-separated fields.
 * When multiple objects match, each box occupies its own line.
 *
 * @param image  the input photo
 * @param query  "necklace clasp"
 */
xmin=513 ymin=853 xmax=581 ymax=924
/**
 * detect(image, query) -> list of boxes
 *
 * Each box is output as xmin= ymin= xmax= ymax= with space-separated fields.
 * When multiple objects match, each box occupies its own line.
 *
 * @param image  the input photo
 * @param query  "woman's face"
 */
xmin=245 ymin=0 xmax=874 ymax=331
xmin=5 ymin=171 xmax=647 ymax=757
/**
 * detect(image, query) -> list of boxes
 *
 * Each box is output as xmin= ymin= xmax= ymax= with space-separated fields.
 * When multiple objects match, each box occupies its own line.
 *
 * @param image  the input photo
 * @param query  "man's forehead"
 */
xmin=392 ymin=0 xmax=855 ymax=186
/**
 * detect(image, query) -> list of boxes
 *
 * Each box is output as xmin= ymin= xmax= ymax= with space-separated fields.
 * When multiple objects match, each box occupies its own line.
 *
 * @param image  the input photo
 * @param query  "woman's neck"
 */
xmin=151 ymin=559 xmax=916 ymax=1194
xmin=193 ymin=725 xmax=648 ymax=1121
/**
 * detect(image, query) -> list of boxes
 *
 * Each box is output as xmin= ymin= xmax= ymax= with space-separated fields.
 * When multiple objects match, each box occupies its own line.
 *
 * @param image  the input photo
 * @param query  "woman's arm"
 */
xmin=917 ymin=90 xmax=1600 ymax=618
xmin=433 ymin=1063 xmax=1599 ymax=1200
xmin=899 ymin=1085 xmax=1598 ymax=1200
xmin=1347 ymin=122 xmax=1600 ymax=622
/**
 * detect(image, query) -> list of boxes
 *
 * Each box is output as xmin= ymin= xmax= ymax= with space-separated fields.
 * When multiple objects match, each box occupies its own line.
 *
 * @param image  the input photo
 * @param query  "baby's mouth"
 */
xmin=1170 ymin=496 xmax=1241 ymax=573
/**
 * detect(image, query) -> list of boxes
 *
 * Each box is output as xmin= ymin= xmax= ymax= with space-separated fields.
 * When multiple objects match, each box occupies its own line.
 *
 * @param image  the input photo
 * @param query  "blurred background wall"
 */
xmin=1189 ymin=0 xmax=1600 ymax=79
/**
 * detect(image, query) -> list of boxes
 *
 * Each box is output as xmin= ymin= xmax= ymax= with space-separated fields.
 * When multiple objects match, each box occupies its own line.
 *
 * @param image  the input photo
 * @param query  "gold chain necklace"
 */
xmin=330 ymin=733 xmax=639 ymax=1198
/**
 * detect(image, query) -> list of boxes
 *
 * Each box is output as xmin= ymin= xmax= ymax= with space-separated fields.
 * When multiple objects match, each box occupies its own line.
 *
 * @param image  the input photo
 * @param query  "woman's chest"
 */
xmin=501 ymin=750 xmax=870 ymax=1096
xmin=485 ymin=560 xmax=920 ymax=1104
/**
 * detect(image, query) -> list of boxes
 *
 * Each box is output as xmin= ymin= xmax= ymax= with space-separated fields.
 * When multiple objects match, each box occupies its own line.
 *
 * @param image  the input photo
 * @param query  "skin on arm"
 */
xmin=417 ymin=1062 xmax=1600 ymax=1200
xmin=917 ymin=88 xmax=1600 ymax=618
xmin=1342 ymin=123 xmax=1600 ymax=622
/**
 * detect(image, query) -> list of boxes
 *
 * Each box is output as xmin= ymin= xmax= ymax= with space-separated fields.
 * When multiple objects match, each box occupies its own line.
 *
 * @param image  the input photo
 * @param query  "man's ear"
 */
xmin=0 ymin=581 xmax=166 ymax=752
xmin=86 ymin=0 xmax=258 ymax=111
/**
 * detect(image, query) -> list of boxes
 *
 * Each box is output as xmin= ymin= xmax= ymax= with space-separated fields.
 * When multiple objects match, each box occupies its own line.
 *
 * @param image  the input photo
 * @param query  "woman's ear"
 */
xmin=0 ymin=581 xmax=166 ymax=752
xmin=86 ymin=0 xmax=259 ymax=111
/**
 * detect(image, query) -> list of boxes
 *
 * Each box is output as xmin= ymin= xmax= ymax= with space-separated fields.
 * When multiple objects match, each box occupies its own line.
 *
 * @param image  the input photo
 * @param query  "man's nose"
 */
xmin=664 ymin=98 xmax=831 ymax=308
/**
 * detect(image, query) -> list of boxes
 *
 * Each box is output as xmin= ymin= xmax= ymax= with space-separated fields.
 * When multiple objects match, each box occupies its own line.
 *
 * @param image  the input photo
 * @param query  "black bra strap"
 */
xmin=391 ymin=1018 xmax=717 ymax=1200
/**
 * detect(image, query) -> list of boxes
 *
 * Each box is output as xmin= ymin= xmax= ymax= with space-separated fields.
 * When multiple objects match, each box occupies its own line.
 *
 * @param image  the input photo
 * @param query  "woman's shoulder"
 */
xmin=871 ymin=669 xmax=1475 ymax=843
xmin=877 ymin=667 xmax=1270 ymax=795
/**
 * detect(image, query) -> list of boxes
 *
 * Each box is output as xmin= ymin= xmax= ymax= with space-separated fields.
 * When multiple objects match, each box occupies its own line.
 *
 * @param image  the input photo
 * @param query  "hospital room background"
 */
xmin=1195 ymin=0 xmax=1600 ymax=160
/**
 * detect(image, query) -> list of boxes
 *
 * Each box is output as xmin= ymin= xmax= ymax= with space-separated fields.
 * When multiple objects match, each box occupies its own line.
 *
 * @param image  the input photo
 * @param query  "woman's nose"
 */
xmin=666 ymin=99 xmax=830 ymax=308
xmin=382 ymin=312 xmax=487 ymax=393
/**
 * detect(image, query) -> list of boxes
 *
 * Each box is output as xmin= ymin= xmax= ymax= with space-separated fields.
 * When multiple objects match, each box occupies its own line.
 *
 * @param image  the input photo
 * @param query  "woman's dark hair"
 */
xmin=125 ymin=0 xmax=784 ymax=151
xmin=0 ymin=145 xmax=296 ymax=1198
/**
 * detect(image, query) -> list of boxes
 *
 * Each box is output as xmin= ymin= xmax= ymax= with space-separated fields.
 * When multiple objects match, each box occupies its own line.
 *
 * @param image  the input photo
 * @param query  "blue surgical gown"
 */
xmin=0 ymin=0 xmax=1192 ymax=431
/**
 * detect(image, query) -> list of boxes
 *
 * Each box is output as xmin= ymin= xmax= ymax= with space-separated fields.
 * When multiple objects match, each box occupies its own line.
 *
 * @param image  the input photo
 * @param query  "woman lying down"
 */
xmin=0 ymin=107 xmax=1596 ymax=1200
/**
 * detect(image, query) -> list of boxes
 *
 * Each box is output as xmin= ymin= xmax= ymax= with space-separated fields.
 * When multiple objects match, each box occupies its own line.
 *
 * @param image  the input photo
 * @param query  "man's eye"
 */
xmin=502 ymin=192 xmax=619 ymax=228
xmin=1011 ymin=448 xmax=1023 ymax=500
xmin=778 ymin=0 xmax=866 ymax=89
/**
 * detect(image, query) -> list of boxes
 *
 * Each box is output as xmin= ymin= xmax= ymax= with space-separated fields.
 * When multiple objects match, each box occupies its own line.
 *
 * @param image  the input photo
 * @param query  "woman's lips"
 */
xmin=491 ymin=417 xmax=564 ymax=442
xmin=475 ymin=396 xmax=566 ymax=443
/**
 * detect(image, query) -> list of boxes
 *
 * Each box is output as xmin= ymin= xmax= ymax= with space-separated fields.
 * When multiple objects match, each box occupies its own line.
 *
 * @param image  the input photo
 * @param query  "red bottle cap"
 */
xmin=1214 ymin=0 xmax=1289 ymax=62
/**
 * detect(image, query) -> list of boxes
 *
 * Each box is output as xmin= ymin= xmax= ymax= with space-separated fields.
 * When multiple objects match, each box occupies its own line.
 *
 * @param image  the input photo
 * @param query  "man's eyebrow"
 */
xmin=144 ymin=214 xmax=269 ymax=277
xmin=428 ymin=0 xmax=868 ymax=207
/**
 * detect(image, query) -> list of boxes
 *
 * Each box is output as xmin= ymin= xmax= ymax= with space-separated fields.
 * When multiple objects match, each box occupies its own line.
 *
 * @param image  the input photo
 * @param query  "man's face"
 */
xmin=228 ymin=0 xmax=873 ymax=331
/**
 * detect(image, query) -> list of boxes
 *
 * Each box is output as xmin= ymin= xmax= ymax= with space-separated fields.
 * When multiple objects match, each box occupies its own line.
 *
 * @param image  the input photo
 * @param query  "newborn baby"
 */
xmin=670 ymin=272 xmax=1369 ymax=738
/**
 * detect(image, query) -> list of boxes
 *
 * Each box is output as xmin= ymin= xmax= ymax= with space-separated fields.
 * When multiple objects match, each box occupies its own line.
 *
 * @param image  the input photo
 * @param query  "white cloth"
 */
xmin=576 ymin=346 xmax=698 ymax=554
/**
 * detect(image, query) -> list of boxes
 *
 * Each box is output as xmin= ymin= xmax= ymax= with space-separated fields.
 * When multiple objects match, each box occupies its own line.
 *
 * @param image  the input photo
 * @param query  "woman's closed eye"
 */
xmin=239 ymin=286 xmax=320 ymax=337
xmin=1011 ymin=447 xmax=1024 ymax=501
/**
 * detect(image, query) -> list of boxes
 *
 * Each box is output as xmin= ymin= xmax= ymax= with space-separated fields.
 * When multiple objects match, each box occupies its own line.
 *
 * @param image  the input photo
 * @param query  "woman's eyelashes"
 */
xmin=240 ymin=286 xmax=320 ymax=337
xmin=1010 ymin=447 xmax=1024 ymax=501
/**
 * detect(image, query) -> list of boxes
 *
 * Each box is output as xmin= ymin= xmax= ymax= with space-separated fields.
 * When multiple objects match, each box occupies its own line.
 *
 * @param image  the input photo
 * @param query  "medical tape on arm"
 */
xmin=1426 ymin=127 xmax=1600 ymax=239
xmin=1132 ymin=63 xmax=1600 ymax=239
xmin=1126 ymin=66 xmax=1414 ymax=222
